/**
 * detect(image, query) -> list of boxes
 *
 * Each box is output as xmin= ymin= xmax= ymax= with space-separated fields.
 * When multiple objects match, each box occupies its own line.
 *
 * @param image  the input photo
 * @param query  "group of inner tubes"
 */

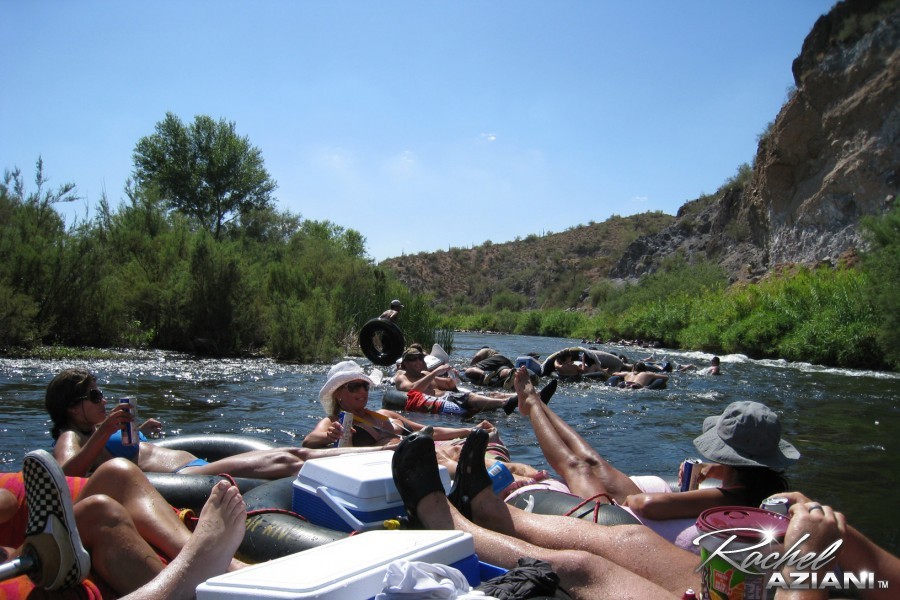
xmin=147 ymin=433 xmax=654 ymax=564
xmin=141 ymin=322 xmax=703 ymax=563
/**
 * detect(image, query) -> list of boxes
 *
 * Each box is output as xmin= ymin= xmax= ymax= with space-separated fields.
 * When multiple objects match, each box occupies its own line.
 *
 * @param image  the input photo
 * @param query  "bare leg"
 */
xmin=468 ymin=483 xmax=700 ymax=595
xmin=514 ymin=367 xmax=640 ymax=501
xmin=391 ymin=430 xmax=679 ymax=599
xmin=417 ymin=490 xmax=677 ymax=599
xmin=180 ymin=446 xmax=385 ymax=478
xmin=120 ymin=481 xmax=246 ymax=600
xmin=80 ymin=460 xmax=201 ymax=563
xmin=74 ymin=495 xmax=167 ymax=594
xmin=464 ymin=393 xmax=511 ymax=411
xmin=80 ymin=459 xmax=246 ymax=572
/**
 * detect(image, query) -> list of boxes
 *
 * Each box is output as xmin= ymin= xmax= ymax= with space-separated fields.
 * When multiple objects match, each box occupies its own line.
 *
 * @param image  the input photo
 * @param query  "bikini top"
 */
xmin=104 ymin=430 xmax=147 ymax=459
xmin=348 ymin=409 xmax=404 ymax=446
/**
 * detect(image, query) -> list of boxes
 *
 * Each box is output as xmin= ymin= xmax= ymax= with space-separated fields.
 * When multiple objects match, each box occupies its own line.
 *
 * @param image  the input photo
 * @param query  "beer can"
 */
xmin=680 ymin=458 xmax=701 ymax=492
xmin=335 ymin=411 xmax=354 ymax=448
xmin=760 ymin=496 xmax=790 ymax=516
xmin=119 ymin=397 xmax=138 ymax=446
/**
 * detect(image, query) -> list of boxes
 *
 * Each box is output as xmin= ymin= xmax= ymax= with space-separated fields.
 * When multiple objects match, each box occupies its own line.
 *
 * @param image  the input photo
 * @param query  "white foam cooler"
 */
xmin=196 ymin=530 xmax=480 ymax=599
xmin=291 ymin=452 xmax=451 ymax=532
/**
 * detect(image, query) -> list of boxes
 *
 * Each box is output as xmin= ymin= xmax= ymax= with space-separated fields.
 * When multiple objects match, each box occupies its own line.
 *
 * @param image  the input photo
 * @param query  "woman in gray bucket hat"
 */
xmin=693 ymin=400 xmax=800 ymax=470
xmin=672 ymin=400 xmax=799 ymax=509
xmin=512 ymin=371 xmax=800 ymax=543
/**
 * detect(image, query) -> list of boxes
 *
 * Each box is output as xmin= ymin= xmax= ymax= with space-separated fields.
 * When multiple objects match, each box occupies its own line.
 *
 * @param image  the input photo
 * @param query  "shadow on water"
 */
xmin=1 ymin=333 xmax=898 ymax=554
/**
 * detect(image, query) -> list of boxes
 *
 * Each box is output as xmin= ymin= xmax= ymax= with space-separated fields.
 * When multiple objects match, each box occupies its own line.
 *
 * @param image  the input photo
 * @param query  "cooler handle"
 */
xmin=315 ymin=486 xmax=379 ymax=532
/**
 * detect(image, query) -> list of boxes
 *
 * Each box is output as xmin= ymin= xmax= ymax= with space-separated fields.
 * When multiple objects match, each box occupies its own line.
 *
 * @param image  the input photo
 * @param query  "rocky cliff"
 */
xmin=611 ymin=0 xmax=900 ymax=282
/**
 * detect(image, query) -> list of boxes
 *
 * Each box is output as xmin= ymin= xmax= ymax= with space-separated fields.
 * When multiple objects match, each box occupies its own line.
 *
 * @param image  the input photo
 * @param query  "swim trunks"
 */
xmin=405 ymin=390 xmax=471 ymax=415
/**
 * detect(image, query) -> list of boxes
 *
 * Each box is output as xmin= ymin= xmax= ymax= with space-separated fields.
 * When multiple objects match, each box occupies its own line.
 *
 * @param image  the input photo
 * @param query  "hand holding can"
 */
xmin=119 ymin=398 xmax=139 ymax=446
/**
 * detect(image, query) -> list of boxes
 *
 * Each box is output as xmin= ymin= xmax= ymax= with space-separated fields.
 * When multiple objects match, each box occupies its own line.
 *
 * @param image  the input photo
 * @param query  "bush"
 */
xmin=860 ymin=198 xmax=900 ymax=369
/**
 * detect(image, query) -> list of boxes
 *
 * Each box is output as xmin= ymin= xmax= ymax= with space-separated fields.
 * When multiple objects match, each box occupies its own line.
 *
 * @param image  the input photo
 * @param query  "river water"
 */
xmin=1 ymin=332 xmax=897 ymax=554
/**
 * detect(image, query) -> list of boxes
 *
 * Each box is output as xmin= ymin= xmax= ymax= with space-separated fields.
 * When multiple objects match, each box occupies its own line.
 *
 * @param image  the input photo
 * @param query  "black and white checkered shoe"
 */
xmin=22 ymin=450 xmax=91 ymax=590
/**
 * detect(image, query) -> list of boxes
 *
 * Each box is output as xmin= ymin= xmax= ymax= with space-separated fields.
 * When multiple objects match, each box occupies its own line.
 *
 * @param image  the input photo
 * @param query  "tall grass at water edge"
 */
xmin=452 ymin=265 xmax=887 ymax=370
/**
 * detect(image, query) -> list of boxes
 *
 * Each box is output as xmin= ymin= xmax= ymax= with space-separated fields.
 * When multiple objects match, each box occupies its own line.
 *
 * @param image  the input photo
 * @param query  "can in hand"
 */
xmin=335 ymin=411 xmax=354 ymax=448
xmin=760 ymin=496 xmax=790 ymax=516
xmin=119 ymin=397 xmax=139 ymax=446
xmin=680 ymin=458 xmax=701 ymax=492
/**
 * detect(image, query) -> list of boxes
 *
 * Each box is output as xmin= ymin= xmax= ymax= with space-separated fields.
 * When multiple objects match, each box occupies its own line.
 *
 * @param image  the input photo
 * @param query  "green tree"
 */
xmin=0 ymin=159 xmax=80 ymax=346
xmin=132 ymin=112 xmax=277 ymax=240
xmin=861 ymin=198 xmax=900 ymax=369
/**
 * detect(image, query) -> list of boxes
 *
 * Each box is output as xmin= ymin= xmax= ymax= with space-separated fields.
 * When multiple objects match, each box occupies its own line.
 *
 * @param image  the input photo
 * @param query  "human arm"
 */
xmin=138 ymin=418 xmax=162 ymax=438
xmin=53 ymin=404 xmax=133 ymax=477
xmin=430 ymin=419 xmax=497 ymax=442
xmin=301 ymin=417 xmax=339 ymax=449
xmin=771 ymin=492 xmax=900 ymax=599
xmin=380 ymin=411 xmax=496 ymax=443
xmin=622 ymin=486 xmax=728 ymax=520
xmin=773 ymin=500 xmax=846 ymax=600
xmin=394 ymin=365 xmax=451 ymax=393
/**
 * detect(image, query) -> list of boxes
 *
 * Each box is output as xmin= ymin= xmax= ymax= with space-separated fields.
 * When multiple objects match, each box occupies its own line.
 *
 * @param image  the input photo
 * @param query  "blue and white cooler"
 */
xmin=291 ymin=451 xmax=451 ymax=532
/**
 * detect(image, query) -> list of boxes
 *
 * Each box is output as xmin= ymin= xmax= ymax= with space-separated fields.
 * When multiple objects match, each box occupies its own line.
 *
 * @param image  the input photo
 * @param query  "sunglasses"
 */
xmin=76 ymin=389 xmax=105 ymax=404
xmin=345 ymin=381 xmax=370 ymax=392
xmin=404 ymin=355 xmax=425 ymax=362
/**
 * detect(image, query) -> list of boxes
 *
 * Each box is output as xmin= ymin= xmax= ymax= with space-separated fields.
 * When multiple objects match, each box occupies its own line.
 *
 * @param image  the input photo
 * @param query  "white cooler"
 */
xmin=196 ymin=529 xmax=481 ymax=599
xmin=291 ymin=451 xmax=451 ymax=532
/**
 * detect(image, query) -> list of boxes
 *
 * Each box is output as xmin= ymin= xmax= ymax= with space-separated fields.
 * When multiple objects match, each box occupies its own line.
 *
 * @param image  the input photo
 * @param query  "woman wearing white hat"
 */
xmin=302 ymin=360 xmax=497 ymax=449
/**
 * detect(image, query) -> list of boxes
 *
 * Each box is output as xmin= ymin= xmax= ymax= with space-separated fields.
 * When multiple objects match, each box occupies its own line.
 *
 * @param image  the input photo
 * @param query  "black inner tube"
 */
xmin=505 ymin=489 xmax=640 ymax=526
xmin=239 ymin=477 xmax=349 ymax=563
xmin=359 ymin=318 xmax=405 ymax=366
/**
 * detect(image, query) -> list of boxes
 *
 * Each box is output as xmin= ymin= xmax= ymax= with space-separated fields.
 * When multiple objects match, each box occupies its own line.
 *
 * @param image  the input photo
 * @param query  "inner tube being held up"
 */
xmin=359 ymin=318 xmax=405 ymax=366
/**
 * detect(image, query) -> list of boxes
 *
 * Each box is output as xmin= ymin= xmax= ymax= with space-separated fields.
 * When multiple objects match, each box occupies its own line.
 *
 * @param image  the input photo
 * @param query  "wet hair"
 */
xmin=633 ymin=361 xmax=647 ymax=373
xmin=711 ymin=356 xmax=721 ymax=366
xmin=45 ymin=369 xmax=95 ymax=440
xmin=721 ymin=466 xmax=790 ymax=507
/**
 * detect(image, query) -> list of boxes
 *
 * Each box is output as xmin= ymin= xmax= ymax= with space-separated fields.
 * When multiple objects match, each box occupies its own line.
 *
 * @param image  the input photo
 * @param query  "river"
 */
xmin=1 ymin=332 xmax=898 ymax=554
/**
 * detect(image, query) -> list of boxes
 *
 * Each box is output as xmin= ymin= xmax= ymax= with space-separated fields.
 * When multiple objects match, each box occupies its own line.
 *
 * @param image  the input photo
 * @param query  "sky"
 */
xmin=1 ymin=1 xmax=836 ymax=263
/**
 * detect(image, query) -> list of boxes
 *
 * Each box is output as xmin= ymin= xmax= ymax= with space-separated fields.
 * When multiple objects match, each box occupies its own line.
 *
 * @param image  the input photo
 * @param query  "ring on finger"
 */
xmin=809 ymin=504 xmax=824 ymax=512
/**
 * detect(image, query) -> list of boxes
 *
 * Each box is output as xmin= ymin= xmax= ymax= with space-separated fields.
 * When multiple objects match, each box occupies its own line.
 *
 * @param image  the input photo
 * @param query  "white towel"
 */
xmin=375 ymin=559 xmax=495 ymax=599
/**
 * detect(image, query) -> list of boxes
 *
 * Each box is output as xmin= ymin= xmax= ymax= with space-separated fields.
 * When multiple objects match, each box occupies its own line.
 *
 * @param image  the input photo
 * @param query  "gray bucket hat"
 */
xmin=693 ymin=401 xmax=800 ymax=469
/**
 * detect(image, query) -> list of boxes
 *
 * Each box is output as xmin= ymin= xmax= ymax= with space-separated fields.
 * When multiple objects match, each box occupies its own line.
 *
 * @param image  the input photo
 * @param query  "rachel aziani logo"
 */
xmin=694 ymin=527 xmax=887 ymax=593
xmin=767 ymin=570 xmax=880 ymax=591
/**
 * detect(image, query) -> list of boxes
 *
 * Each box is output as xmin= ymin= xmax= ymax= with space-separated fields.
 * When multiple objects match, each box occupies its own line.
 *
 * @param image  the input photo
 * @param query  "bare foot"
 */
xmin=121 ymin=481 xmax=247 ymax=600
xmin=193 ymin=481 xmax=247 ymax=573
xmin=513 ymin=367 xmax=540 ymax=416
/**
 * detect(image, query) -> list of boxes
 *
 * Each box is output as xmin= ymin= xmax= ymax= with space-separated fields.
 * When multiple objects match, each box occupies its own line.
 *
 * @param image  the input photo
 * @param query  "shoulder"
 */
xmin=55 ymin=428 xmax=86 ymax=448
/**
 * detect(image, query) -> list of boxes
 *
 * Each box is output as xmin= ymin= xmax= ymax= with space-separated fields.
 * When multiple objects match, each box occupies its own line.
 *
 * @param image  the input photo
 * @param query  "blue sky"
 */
xmin=1 ymin=1 xmax=835 ymax=262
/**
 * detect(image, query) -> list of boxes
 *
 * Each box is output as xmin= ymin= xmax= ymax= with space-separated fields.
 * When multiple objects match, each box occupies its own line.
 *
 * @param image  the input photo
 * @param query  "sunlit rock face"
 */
xmin=612 ymin=0 xmax=900 ymax=283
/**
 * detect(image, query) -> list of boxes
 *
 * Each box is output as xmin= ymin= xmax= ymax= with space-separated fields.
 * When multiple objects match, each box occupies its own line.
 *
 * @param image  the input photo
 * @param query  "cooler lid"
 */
xmin=296 ymin=452 xmax=450 ymax=500
xmin=198 ymin=530 xmax=474 ymax=595
xmin=696 ymin=506 xmax=789 ymax=541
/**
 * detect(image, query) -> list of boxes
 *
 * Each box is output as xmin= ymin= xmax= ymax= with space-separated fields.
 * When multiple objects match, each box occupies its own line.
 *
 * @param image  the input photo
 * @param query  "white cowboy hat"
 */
xmin=318 ymin=360 xmax=383 ymax=415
